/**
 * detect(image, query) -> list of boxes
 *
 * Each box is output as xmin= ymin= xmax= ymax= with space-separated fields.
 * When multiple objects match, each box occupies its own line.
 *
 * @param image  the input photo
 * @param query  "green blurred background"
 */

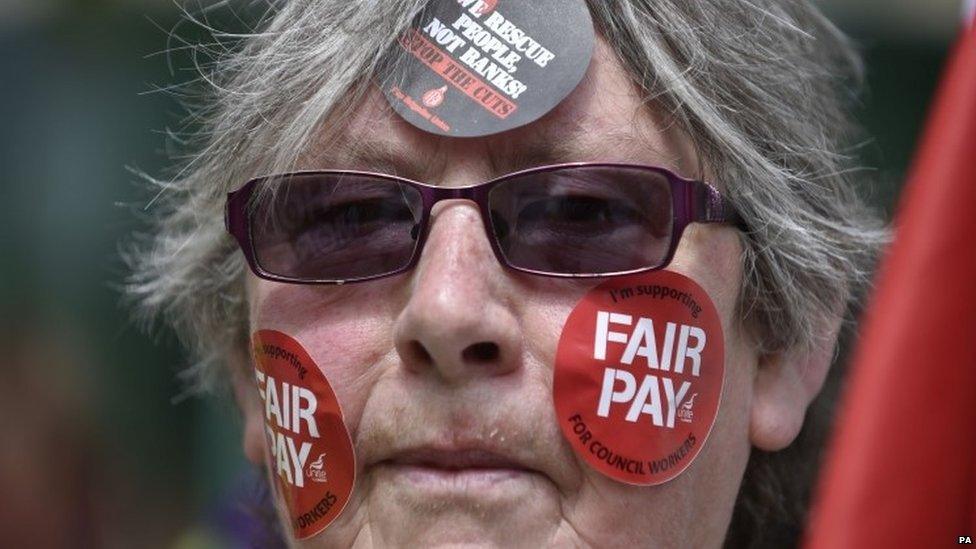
xmin=0 ymin=0 xmax=963 ymax=547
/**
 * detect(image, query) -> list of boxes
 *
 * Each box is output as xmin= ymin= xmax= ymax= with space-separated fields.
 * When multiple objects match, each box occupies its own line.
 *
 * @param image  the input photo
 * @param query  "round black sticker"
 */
xmin=381 ymin=0 xmax=594 ymax=137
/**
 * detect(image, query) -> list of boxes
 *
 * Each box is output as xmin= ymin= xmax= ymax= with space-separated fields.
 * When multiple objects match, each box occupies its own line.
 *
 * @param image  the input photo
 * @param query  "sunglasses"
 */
xmin=225 ymin=162 xmax=742 ymax=284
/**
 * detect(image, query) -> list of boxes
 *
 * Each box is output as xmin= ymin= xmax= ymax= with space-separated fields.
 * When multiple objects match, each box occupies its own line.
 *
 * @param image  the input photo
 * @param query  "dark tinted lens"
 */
xmin=249 ymin=173 xmax=423 ymax=281
xmin=488 ymin=166 xmax=673 ymax=274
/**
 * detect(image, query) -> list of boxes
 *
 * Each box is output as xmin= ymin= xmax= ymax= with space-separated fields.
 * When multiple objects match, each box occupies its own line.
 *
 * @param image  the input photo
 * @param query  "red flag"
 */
xmin=805 ymin=15 xmax=976 ymax=549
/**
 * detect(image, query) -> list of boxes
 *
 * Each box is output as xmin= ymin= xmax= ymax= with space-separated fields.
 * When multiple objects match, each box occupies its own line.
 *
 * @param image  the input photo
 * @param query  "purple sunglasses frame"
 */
xmin=225 ymin=162 xmax=743 ymax=285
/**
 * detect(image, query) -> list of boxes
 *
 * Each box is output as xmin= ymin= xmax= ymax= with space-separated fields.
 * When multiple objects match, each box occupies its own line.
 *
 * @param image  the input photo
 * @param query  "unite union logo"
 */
xmin=472 ymin=0 xmax=498 ymax=17
xmin=677 ymin=393 xmax=698 ymax=423
xmin=422 ymin=85 xmax=448 ymax=108
xmin=306 ymin=452 xmax=328 ymax=483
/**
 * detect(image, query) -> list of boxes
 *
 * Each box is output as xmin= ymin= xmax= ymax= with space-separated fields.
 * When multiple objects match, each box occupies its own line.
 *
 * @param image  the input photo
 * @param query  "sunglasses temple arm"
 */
xmin=225 ymin=189 xmax=249 ymax=240
xmin=695 ymin=182 xmax=746 ymax=230
xmin=224 ymin=196 xmax=233 ymax=234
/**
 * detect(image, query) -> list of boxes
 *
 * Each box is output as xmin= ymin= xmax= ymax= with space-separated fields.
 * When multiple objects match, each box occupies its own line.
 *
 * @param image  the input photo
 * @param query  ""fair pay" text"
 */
xmin=593 ymin=311 xmax=707 ymax=428
xmin=255 ymin=370 xmax=321 ymax=487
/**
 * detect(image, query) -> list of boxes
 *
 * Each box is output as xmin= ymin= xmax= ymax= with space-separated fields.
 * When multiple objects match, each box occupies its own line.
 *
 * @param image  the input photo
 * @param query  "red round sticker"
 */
xmin=553 ymin=271 xmax=724 ymax=485
xmin=251 ymin=330 xmax=356 ymax=539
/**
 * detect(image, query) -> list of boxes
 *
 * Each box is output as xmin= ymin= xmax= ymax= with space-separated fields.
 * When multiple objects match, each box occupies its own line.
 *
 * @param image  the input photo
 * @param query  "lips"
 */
xmin=366 ymin=437 xmax=564 ymax=499
xmin=354 ymin=389 xmax=580 ymax=493
xmin=384 ymin=447 xmax=529 ymax=470
xmin=375 ymin=446 xmax=540 ymax=490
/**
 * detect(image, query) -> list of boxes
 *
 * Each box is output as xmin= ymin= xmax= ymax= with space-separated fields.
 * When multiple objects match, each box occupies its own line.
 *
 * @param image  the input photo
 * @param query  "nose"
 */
xmin=393 ymin=201 xmax=523 ymax=383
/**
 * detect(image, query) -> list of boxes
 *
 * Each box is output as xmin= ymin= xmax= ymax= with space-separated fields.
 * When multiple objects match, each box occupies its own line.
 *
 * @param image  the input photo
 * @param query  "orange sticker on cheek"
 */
xmin=553 ymin=271 xmax=724 ymax=485
xmin=251 ymin=330 xmax=356 ymax=539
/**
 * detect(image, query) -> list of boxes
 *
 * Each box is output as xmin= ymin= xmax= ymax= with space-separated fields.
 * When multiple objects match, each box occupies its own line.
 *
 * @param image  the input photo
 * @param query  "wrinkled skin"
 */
xmin=232 ymin=38 xmax=838 ymax=548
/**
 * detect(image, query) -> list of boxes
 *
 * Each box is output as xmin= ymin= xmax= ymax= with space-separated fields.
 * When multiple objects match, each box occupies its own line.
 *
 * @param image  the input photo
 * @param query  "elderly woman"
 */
xmin=129 ymin=0 xmax=885 ymax=546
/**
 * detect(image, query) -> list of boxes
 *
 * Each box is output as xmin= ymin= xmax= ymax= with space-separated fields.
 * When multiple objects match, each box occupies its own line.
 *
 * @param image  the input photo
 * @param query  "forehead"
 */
xmin=301 ymin=37 xmax=700 ymax=183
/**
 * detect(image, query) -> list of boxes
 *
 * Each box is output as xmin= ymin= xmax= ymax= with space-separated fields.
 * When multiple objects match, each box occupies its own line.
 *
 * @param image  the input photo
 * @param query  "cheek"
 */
xmin=669 ymin=222 xmax=756 ymax=392
xmin=516 ymin=278 xmax=606 ymax=378
xmin=668 ymin=225 xmax=744 ymax=332
xmin=536 ymin=245 xmax=756 ymax=545
xmin=672 ymin=225 xmax=758 ymax=400
xmin=669 ymin=224 xmax=757 ymax=512
xmin=247 ymin=277 xmax=401 ymax=425
xmin=664 ymin=225 xmax=757 ymax=452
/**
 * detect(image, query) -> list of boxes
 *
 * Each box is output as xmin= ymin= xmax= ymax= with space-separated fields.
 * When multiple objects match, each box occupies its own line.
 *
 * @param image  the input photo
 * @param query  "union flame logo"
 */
xmin=678 ymin=393 xmax=698 ymax=423
xmin=306 ymin=452 xmax=328 ymax=483
xmin=422 ymin=85 xmax=448 ymax=108
xmin=473 ymin=0 xmax=498 ymax=16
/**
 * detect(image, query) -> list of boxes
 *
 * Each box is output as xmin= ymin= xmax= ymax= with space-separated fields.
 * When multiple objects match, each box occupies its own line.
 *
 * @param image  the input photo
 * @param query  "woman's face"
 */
xmin=241 ymin=39 xmax=776 ymax=547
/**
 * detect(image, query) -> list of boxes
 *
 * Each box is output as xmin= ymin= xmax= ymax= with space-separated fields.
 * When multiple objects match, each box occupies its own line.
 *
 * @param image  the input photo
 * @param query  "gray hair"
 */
xmin=127 ymin=0 xmax=886 ymax=544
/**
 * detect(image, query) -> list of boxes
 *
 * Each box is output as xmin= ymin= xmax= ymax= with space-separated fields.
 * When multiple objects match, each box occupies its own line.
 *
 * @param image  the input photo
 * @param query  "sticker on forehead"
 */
xmin=251 ymin=330 xmax=356 ymax=539
xmin=380 ymin=0 xmax=594 ymax=136
xmin=553 ymin=271 xmax=725 ymax=485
